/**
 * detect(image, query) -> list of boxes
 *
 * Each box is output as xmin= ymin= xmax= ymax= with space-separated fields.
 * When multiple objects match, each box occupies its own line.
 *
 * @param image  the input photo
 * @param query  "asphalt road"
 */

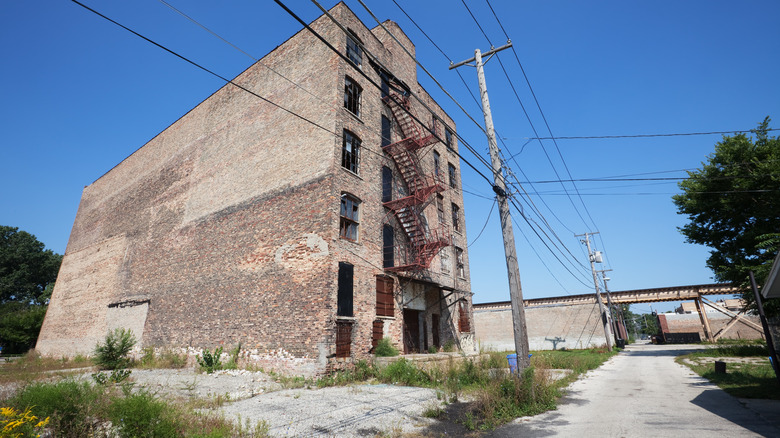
xmin=489 ymin=343 xmax=780 ymax=437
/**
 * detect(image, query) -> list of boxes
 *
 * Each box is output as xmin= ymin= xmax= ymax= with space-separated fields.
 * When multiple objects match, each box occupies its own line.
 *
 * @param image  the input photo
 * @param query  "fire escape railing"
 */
xmin=382 ymin=91 xmax=450 ymax=272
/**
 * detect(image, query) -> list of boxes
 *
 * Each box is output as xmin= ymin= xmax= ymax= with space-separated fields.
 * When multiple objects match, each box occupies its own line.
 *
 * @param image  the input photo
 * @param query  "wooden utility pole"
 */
xmin=749 ymin=271 xmax=780 ymax=385
xmin=577 ymin=232 xmax=612 ymax=351
xmin=450 ymin=42 xmax=531 ymax=371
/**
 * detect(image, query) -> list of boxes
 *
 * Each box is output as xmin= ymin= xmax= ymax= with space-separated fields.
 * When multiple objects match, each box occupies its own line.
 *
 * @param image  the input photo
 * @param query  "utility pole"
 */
xmin=450 ymin=42 xmax=531 ymax=371
xmin=577 ymin=232 xmax=613 ymax=351
xmin=599 ymin=270 xmax=623 ymax=347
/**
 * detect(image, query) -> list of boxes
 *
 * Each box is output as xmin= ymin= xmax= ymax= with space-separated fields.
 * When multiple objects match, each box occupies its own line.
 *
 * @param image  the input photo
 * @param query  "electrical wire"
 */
xmin=467 ymin=197 xmax=496 ymax=247
xmin=515 ymin=128 xmax=780 ymax=140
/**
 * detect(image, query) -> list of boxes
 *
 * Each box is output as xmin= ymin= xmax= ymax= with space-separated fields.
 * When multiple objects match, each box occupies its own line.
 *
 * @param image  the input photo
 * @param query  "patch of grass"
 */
xmin=138 ymin=346 xmax=188 ymax=369
xmin=3 ymin=378 xmax=272 ymax=437
xmin=677 ymin=344 xmax=780 ymax=400
xmin=375 ymin=338 xmax=400 ymax=357
xmin=0 ymin=351 xmax=93 ymax=384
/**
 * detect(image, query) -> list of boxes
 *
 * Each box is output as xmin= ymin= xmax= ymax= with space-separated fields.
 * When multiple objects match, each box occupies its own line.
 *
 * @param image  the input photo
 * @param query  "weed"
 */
xmin=93 ymin=328 xmax=136 ymax=370
xmin=197 ymin=347 xmax=223 ymax=374
xmin=109 ymin=390 xmax=181 ymax=438
xmin=92 ymin=368 xmax=132 ymax=385
xmin=374 ymin=338 xmax=399 ymax=357
xmin=427 ymin=345 xmax=439 ymax=354
xmin=421 ymin=401 xmax=444 ymax=418
xmin=441 ymin=340 xmax=455 ymax=353
xmin=224 ymin=343 xmax=242 ymax=370
xmin=0 ymin=406 xmax=50 ymax=437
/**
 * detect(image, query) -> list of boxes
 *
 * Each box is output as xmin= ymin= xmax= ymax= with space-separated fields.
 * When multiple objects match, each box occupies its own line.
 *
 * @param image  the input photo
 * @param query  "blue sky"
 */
xmin=2 ymin=1 xmax=779 ymax=314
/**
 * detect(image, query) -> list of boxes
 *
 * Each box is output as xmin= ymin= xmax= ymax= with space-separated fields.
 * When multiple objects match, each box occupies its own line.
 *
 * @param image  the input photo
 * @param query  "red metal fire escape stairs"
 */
xmin=382 ymin=91 xmax=451 ymax=272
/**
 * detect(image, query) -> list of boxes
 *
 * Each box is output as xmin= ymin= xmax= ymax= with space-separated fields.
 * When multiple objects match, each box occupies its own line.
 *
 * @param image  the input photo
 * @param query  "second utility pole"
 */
xmin=578 ymin=232 xmax=613 ymax=351
xmin=450 ymin=42 xmax=531 ymax=371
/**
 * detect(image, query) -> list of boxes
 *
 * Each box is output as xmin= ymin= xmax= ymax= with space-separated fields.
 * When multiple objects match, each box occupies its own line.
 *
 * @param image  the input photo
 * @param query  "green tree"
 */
xmin=672 ymin=117 xmax=780 ymax=314
xmin=0 ymin=226 xmax=62 ymax=353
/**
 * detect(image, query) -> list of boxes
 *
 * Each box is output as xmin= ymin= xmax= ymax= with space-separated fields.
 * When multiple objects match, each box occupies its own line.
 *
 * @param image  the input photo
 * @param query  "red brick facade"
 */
xmin=36 ymin=3 xmax=474 ymax=375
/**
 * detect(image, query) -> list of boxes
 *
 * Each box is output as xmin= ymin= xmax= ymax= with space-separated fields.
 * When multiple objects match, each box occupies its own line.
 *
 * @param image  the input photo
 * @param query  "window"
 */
xmin=376 ymin=276 xmax=394 ymax=317
xmin=344 ymin=77 xmax=361 ymax=117
xmin=381 ymin=115 xmax=392 ymax=147
xmin=342 ymin=130 xmax=360 ymax=173
xmin=456 ymin=247 xmax=465 ymax=278
xmin=445 ymin=128 xmax=453 ymax=150
xmin=382 ymin=166 xmax=393 ymax=203
xmin=372 ymin=320 xmax=383 ymax=349
xmin=346 ymin=30 xmax=362 ymax=68
xmin=383 ymin=225 xmax=394 ymax=268
xmin=448 ymin=163 xmax=457 ymax=188
xmin=433 ymin=150 xmax=441 ymax=177
xmin=451 ymin=203 xmax=460 ymax=232
xmin=337 ymin=262 xmax=354 ymax=317
xmin=458 ymin=301 xmax=471 ymax=333
xmin=436 ymin=194 xmax=444 ymax=224
xmin=336 ymin=321 xmax=353 ymax=357
xmin=380 ymin=71 xmax=390 ymax=99
xmin=340 ymin=194 xmax=360 ymax=241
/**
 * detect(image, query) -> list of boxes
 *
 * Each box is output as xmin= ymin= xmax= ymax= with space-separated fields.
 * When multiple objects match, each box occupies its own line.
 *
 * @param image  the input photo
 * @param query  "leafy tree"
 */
xmin=0 ymin=226 xmax=62 ymax=353
xmin=672 ymin=117 xmax=780 ymax=314
xmin=1 ymin=226 xmax=62 ymax=305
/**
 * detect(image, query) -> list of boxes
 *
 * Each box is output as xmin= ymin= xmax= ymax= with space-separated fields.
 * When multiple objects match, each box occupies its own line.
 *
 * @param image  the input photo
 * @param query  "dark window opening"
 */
xmin=381 ymin=115 xmax=392 ymax=147
xmin=383 ymin=225 xmax=395 ymax=268
xmin=448 ymin=163 xmax=457 ymax=188
xmin=342 ymin=131 xmax=360 ymax=173
xmin=380 ymin=72 xmax=390 ymax=99
xmin=436 ymin=195 xmax=444 ymax=224
xmin=376 ymin=276 xmax=394 ymax=317
xmin=336 ymin=321 xmax=353 ymax=357
xmin=372 ymin=320 xmax=384 ymax=349
xmin=340 ymin=194 xmax=360 ymax=241
xmin=451 ymin=203 xmax=460 ymax=232
xmin=433 ymin=150 xmax=441 ymax=177
xmin=432 ymin=314 xmax=441 ymax=347
xmin=456 ymin=247 xmax=465 ymax=278
xmin=346 ymin=30 xmax=362 ymax=68
xmin=458 ymin=301 xmax=471 ymax=333
xmin=382 ymin=166 xmax=393 ymax=203
xmin=337 ymin=262 xmax=354 ymax=317
xmin=445 ymin=128 xmax=453 ymax=149
xmin=344 ymin=77 xmax=361 ymax=117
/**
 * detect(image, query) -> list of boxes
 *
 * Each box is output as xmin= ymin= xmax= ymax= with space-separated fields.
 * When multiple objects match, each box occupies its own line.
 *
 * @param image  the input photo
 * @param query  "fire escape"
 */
xmin=382 ymin=91 xmax=451 ymax=272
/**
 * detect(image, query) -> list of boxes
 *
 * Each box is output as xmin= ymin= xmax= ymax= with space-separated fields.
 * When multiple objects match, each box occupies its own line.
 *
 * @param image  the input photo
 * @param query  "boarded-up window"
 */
xmin=376 ymin=276 xmax=394 ymax=317
xmin=458 ymin=301 xmax=471 ymax=333
xmin=336 ymin=321 xmax=353 ymax=358
xmin=338 ymin=262 xmax=353 ymax=317
xmin=372 ymin=320 xmax=383 ymax=349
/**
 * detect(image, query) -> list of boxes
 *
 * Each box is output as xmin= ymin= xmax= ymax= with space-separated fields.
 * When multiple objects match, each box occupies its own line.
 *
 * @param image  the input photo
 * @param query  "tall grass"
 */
xmin=2 ymin=378 xmax=270 ymax=437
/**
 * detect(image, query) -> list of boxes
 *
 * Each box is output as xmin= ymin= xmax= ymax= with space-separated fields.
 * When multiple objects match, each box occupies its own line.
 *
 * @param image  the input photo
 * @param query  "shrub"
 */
xmin=441 ymin=340 xmax=455 ymax=352
xmin=8 ymin=379 xmax=106 ymax=437
xmin=428 ymin=345 xmax=439 ymax=354
xmin=109 ymin=390 xmax=181 ymax=438
xmin=374 ymin=338 xmax=399 ymax=357
xmin=93 ymin=328 xmax=136 ymax=370
xmin=197 ymin=347 xmax=223 ymax=374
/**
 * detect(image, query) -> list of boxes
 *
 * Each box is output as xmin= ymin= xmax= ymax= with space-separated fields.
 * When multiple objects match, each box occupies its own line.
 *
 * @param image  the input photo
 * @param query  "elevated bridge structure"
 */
xmin=474 ymin=283 xmax=746 ymax=344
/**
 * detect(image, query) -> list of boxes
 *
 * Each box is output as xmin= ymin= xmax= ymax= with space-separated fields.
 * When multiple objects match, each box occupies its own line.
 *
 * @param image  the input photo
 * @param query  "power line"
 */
xmin=512 ymin=128 xmax=780 ymax=140
xmin=71 ymin=0 xmax=336 ymax=136
xmin=482 ymin=0 xmax=602 ymax=234
xmin=468 ymin=197 xmax=496 ymax=247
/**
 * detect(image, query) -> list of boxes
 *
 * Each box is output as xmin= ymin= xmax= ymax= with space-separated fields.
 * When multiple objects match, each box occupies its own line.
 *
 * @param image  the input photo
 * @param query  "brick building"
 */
xmin=36 ymin=2 xmax=474 ymax=375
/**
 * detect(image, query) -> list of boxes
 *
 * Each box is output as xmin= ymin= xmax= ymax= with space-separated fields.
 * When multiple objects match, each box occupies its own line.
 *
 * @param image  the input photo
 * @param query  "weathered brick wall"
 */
xmin=475 ymin=303 xmax=609 ymax=351
xmin=38 ymin=3 xmax=474 ymax=374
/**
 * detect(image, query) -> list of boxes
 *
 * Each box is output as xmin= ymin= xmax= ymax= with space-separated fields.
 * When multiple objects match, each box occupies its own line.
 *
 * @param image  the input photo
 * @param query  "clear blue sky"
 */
xmin=2 ymin=1 xmax=779 ymax=314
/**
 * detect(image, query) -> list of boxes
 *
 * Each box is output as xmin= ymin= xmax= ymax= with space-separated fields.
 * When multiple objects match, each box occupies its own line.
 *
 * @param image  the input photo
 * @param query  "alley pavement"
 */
xmin=489 ymin=342 xmax=780 ymax=437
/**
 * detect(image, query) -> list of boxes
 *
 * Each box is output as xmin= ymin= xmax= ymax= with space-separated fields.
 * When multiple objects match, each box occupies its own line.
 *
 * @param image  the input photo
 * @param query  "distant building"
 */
xmin=36 ymin=2 xmax=474 ymax=375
